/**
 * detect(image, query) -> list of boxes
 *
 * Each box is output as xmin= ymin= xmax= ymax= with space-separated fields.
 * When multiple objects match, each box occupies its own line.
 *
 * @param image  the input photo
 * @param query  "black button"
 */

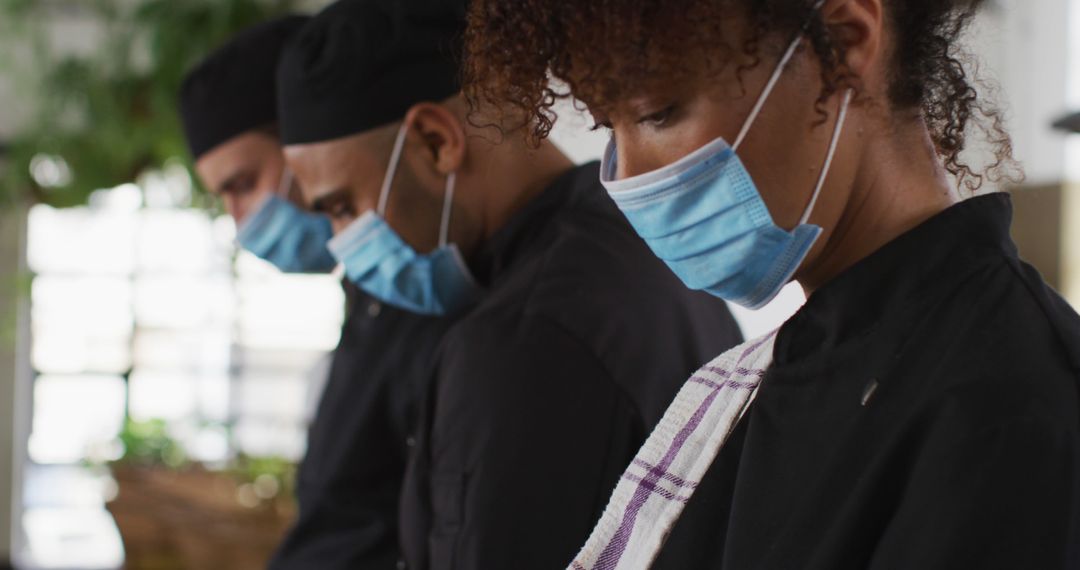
xmin=367 ymin=301 xmax=382 ymax=318
xmin=396 ymin=560 xmax=407 ymax=570
xmin=406 ymin=436 xmax=417 ymax=448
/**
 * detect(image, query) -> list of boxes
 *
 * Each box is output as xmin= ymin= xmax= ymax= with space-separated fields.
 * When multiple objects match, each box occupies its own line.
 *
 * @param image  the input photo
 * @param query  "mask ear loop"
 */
xmin=799 ymin=88 xmax=854 ymax=225
xmin=276 ymin=168 xmax=295 ymax=198
xmin=377 ymin=123 xmax=411 ymax=217
xmin=438 ymin=172 xmax=457 ymax=248
xmin=732 ymin=37 xmax=805 ymax=152
xmin=732 ymin=0 xmax=827 ymax=152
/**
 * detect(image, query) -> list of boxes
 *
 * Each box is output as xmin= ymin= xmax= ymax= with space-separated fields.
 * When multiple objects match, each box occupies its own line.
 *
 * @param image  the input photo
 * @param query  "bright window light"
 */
xmin=30 ymin=375 xmax=126 ymax=465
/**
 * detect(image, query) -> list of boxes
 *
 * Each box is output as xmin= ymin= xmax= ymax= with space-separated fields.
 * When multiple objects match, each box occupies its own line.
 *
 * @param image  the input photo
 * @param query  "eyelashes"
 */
xmin=587 ymin=104 xmax=678 ymax=132
xmin=638 ymin=105 xmax=675 ymax=128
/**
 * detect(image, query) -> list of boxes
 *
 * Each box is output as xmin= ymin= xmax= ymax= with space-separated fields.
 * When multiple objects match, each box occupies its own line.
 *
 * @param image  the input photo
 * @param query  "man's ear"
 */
xmin=821 ymin=0 xmax=884 ymax=84
xmin=403 ymin=102 xmax=467 ymax=176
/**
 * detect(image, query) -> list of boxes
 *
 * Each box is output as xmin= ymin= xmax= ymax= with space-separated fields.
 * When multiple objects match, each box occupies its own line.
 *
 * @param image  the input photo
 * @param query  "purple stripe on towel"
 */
xmin=630 ymin=459 xmax=699 ymax=490
xmin=591 ymin=334 xmax=774 ymax=569
xmin=701 ymin=366 xmax=769 ymax=379
xmin=689 ymin=375 xmax=762 ymax=392
xmin=620 ymin=472 xmax=692 ymax=503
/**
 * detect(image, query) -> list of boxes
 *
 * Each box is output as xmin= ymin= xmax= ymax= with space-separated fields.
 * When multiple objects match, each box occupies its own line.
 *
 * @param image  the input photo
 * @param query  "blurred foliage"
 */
xmin=231 ymin=453 xmax=297 ymax=503
xmin=233 ymin=453 xmax=294 ymax=484
xmin=109 ymin=418 xmax=296 ymax=503
xmin=115 ymin=417 xmax=189 ymax=469
xmin=0 ymin=0 xmax=298 ymax=210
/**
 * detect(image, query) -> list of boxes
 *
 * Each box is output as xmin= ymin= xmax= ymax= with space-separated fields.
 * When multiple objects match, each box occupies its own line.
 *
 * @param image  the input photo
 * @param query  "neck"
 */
xmin=472 ymin=137 xmax=574 ymax=240
xmin=798 ymin=119 xmax=959 ymax=295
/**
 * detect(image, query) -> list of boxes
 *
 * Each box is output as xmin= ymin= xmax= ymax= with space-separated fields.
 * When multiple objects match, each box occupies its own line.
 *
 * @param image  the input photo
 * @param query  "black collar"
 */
xmin=468 ymin=163 xmax=600 ymax=286
xmin=775 ymin=193 xmax=1017 ymax=365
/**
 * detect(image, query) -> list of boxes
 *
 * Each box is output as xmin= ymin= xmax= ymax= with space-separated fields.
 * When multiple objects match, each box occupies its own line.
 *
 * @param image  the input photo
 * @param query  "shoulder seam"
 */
xmin=524 ymin=311 xmax=647 ymax=424
xmin=1002 ymin=255 xmax=1080 ymax=376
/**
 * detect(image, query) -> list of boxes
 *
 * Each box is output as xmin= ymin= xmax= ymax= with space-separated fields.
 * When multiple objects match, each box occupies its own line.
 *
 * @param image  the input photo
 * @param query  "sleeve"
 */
xmin=271 ymin=301 xmax=421 ymax=570
xmin=270 ymin=497 xmax=400 ymax=569
xmin=868 ymin=413 xmax=1080 ymax=570
xmin=425 ymin=315 xmax=639 ymax=570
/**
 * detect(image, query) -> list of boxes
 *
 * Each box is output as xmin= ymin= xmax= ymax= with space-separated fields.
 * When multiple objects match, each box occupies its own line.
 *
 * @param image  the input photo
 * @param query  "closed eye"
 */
xmin=218 ymin=171 xmax=258 ymax=195
xmin=310 ymin=189 xmax=355 ymax=219
xmin=637 ymin=105 xmax=675 ymax=127
xmin=328 ymin=202 xmax=354 ymax=219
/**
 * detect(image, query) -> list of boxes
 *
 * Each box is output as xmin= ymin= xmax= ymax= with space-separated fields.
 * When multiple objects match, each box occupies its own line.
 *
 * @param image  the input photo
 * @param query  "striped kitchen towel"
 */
xmin=569 ymin=330 xmax=779 ymax=570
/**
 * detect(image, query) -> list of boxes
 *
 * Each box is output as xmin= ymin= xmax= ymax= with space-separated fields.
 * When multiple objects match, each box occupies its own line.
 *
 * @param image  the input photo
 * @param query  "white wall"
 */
xmin=1069 ymin=0 xmax=1080 ymax=183
xmin=968 ymin=0 xmax=1073 ymax=187
xmin=969 ymin=0 xmax=1080 ymax=303
xmin=549 ymin=98 xmax=609 ymax=165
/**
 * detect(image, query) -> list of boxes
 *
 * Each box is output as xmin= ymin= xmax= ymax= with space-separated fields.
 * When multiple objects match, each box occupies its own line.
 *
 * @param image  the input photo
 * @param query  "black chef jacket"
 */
xmin=270 ymin=282 xmax=454 ymax=569
xmin=655 ymin=193 xmax=1080 ymax=569
xmin=399 ymin=163 xmax=744 ymax=570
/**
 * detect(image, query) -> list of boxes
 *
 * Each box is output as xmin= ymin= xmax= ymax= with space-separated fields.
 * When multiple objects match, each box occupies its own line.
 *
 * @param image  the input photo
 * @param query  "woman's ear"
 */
xmin=403 ymin=102 xmax=468 ymax=176
xmin=822 ymin=0 xmax=884 ymax=82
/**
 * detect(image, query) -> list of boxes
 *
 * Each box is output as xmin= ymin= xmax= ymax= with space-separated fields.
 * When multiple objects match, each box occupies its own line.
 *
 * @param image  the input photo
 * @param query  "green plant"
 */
xmin=231 ymin=453 xmax=297 ymax=505
xmin=114 ymin=417 xmax=188 ymax=469
xmin=0 ymin=0 xmax=297 ymax=210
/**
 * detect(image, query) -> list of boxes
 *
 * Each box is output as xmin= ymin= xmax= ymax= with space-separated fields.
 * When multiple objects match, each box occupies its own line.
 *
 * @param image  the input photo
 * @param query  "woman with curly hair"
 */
xmin=465 ymin=0 xmax=1080 ymax=568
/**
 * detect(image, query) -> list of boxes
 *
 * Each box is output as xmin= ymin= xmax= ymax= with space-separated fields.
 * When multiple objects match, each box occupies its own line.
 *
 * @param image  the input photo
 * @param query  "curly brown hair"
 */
xmin=463 ymin=0 xmax=1017 ymax=191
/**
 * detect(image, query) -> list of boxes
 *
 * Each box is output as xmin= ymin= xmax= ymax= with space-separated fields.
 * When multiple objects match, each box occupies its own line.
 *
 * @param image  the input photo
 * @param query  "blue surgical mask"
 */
xmin=326 ymin=124 xmax=481 ymax=316
xmin=236 ymin=171 xmax=337 ymax=273
xmin=599 ymin=28 xmax=853 ymax=310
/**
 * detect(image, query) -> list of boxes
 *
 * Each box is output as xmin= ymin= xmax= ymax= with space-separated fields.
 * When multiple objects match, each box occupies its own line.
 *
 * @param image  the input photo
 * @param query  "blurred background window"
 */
xmin=28 ymin=185 xmax=345 ymax=464
xmin=21 ymin=173 xmax=343 ymax=569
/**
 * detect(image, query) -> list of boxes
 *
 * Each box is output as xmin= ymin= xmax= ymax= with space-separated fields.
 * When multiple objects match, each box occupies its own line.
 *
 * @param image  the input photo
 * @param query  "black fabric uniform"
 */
xmin=655 ymin=194 xmax=1080 ymax=569
xmin=270 ymin=283 xmax=453 ymax=569
xmin=399 ymin=163 xmax=744 ymax=570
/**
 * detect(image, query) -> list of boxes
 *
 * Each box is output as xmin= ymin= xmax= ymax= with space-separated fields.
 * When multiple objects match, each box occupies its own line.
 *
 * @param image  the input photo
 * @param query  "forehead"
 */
xmin=283 ymin=129 xmax=393 ymax=176
xmin=580 ymin=66 xmax=749 ymax=125
xmin=571 ymin=48 xmax=759 ymax=120
xmin=195 ymin=130 xmax=283 ymax=188
xmin=282 ymin=130 xmax=390 ymax=200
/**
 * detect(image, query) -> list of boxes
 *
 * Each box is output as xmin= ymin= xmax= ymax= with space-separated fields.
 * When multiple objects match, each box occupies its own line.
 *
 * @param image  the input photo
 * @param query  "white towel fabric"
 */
xmin=569 ymin=331 xmax=779 ymax=570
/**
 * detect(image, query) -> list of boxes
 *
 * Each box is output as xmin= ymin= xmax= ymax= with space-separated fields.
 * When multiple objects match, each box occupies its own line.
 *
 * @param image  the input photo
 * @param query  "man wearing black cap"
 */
xmin=180 ymin=15 xmax=338 ymax=274
xmin=180 ymin=16 xmax=455 ymax=569
xmin=277 ymin=1 xmax=743 ymax=568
